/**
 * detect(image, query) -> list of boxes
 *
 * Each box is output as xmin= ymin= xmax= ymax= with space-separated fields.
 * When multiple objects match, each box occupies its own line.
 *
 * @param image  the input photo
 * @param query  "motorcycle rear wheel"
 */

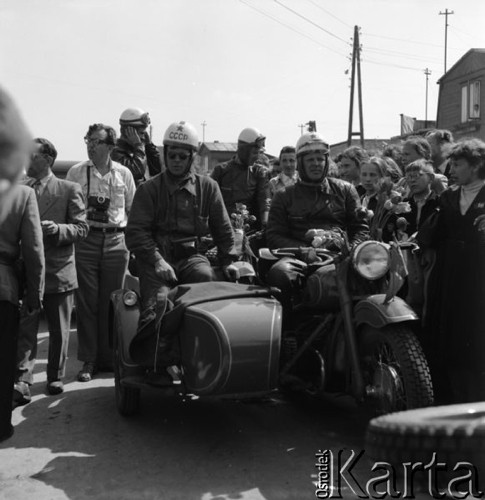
xmin=359 ymin=324 xmax=434 ymax=415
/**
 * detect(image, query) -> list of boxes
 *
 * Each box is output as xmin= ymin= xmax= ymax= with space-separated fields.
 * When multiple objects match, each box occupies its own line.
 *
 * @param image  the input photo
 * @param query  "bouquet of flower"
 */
xmin=305 ymin=227 xmax=347 ymax=252
xmin=230 ymin=203 xmax=257 ymax=230
xmin=356 ymin=178 xmax=411 ymax=241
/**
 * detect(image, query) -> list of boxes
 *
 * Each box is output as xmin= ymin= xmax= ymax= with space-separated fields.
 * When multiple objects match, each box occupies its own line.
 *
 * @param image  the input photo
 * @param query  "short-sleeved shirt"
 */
xmin=66 ymin=160 xmax=135 ymax=228
xmin=269 ymin=172 xmax=298 ymax=198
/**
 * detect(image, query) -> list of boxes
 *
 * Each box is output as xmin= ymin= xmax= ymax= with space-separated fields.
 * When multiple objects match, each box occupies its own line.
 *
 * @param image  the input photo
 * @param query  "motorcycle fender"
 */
xmin=110 ymin=289 xmax=140 ymax=366
xmin=354 ymin=294 xmax=418 ymax=329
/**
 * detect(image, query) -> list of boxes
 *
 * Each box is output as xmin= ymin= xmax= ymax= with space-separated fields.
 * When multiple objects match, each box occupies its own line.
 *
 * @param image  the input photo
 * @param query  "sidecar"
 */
xmin=109 ymin=276 xmax=282 ymax=416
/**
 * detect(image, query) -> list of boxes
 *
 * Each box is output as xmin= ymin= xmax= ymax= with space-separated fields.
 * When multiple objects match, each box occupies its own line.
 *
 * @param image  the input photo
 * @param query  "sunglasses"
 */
xmin=167 ymin=152 xmax=191 ymax=161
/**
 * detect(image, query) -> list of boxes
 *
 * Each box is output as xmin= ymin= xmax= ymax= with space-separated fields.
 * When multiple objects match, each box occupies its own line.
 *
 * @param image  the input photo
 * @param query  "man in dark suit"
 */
xmin=15 ymin=138 xmax=88 ymax=401
xmin=0 ymin=86 xmax=44 ymax=442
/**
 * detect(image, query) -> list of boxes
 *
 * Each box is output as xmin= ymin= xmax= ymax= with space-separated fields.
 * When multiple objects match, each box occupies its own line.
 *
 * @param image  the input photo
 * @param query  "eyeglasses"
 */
xmin=84 ymin=137 xmax=109 ymax=146
xmin=167 ymin=152 xmax=191 ymax=161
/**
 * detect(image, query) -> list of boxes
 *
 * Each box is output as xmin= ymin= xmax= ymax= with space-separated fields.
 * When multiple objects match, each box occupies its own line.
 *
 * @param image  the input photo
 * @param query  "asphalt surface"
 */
xmin=1 ymin=318 xmax=432 ymax=500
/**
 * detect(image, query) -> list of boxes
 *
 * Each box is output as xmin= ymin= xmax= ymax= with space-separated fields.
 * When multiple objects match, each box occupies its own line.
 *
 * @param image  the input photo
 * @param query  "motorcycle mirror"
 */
xmin=258 ymin=248 xmax=278 ymax=260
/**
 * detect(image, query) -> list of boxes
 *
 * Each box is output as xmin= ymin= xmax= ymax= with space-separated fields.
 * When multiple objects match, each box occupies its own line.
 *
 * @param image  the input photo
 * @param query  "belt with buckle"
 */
xmin=90 ymin=226 xmax=125 ymax=234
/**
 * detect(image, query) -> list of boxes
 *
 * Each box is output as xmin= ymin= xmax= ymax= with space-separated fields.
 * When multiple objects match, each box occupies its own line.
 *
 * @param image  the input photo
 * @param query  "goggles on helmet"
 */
xmin=120 ymin=112 xmax=150 ymax=127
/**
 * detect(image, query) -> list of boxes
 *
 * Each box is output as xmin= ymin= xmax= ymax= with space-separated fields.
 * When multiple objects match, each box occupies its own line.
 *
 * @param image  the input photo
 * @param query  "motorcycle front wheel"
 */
xmin=359 ymin=324 xmax=434 ymax=415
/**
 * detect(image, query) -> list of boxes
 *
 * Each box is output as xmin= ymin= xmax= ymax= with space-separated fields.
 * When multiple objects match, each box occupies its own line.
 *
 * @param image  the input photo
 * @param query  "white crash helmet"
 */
xmin=163 ymin=121 xmax=199 ymax=152
xmin=119 ymin=107 xmax=151 ymax=127
xmin=238 ymin=127 xmax=266 ymax=146
xmin=296 ymin=132 xmax=330 ymax=183
xmin=295 ymin=132 xmax=329 ymax=158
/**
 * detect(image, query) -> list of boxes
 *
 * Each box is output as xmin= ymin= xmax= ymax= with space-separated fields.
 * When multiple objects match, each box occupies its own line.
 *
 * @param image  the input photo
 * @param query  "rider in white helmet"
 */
xmin=211 ymin=127 xmax=270 ymax=229
xmin=111 ymin=107 xmax=162 ymax=186
xmin=126 ymin=121 xmax=240 ymax=380
xmin=265 ymin=131 xmax=369 ymax=323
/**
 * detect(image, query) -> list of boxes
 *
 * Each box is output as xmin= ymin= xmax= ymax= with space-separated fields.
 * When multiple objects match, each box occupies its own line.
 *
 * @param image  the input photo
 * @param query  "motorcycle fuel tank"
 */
xmin=179 ymin=295 xmax=282 ymax=396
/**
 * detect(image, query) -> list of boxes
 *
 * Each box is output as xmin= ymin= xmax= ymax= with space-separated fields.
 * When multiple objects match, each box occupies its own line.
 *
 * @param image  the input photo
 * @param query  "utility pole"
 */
xmin=201 ymin=121 xmax=207 ymax=142
xmin=297 ymin=123 xmax=305 ymax=135
xmin=439 ymin=9 xmax=454 ymax=73
xmin=424 ymin=68 xmax=431 ymax=128
xmin=347 ymin=25 xmax=364 ymax=147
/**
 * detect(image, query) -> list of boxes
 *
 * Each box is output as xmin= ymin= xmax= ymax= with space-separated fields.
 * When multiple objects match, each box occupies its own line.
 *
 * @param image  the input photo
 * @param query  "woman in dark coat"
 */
xmin=422 ymin=139 xmax=485 ymax=404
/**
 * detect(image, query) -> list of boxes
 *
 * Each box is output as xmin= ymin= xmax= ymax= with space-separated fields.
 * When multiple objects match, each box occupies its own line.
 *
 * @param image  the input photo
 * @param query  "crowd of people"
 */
xmin=1 ymin=84 xmax=485 ymax=444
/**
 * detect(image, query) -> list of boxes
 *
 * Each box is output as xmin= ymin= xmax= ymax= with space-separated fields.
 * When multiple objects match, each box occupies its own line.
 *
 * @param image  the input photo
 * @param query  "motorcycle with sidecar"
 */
xmin=110 ymin=230 xmax=433 ymax=417
xmin=258 ymin=236 xmax=434 ymax=415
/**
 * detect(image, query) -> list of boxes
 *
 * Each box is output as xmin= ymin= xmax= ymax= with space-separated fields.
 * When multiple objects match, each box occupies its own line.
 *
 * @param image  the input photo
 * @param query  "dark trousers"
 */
xmin=137 ymin=253 xmax=216 ymax=310
xmin=75 ymin=231 xmax=129 ymax=367
xmin=16 ymin=291 xmax=75 ymax=384
xmin=266 ymin=257 xmax=306 ymax=309
xmin=0 ymin=301 xmax=19 ymax=441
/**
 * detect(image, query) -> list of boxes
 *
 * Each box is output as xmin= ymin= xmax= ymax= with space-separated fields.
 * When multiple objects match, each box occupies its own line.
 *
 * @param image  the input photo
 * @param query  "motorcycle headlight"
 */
xmin=352 ymin=241 xmax=390 ymax=280
xmin=123 ymin=290 xmax=138 ymax=307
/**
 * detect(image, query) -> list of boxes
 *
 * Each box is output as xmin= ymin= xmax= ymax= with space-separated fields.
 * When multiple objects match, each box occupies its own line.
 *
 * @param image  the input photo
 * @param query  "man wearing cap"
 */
xmin=112 ymin=107 xmax=163 ymax=186
xmin=211 ymin=127 xmax=270 ymax=229
xmin=265 ymin=132 xmax=368 ymax=314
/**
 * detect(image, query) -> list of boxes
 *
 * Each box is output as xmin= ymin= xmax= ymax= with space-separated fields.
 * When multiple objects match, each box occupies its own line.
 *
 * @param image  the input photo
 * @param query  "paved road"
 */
xmin=1 ymin=320 xmax=428 ymax=500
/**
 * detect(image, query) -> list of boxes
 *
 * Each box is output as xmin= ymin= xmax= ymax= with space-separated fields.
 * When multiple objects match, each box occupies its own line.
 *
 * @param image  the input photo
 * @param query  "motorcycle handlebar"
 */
xmin=269 ymin=247 xmax=336 ymax=266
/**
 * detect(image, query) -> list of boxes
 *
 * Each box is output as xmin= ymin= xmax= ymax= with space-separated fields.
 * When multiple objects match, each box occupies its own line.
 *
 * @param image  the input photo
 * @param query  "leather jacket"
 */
xmin=111 ymin=138 xmax=162 ymax=185
xmin=267 ymin=177 xmax=369 ymax=248
xmin=126 ymin=171 xmax=237 ymax=266
xmin=211 ymin=156 xmax=270 ymax=227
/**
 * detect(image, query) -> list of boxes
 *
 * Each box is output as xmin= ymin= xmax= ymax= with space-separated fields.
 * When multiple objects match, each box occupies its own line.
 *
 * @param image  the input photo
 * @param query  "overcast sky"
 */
xmin=1 ymin=0 xmax=484 ymax=159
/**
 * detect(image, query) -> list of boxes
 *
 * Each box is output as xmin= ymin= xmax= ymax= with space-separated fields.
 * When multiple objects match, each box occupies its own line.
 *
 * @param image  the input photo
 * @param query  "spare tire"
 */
xmin=366 ymin=403 xmax=485 ymax=493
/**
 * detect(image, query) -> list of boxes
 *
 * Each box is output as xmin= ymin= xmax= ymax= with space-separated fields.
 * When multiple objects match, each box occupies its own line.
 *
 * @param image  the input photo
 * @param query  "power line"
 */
xmin=239 ymin=0 xmax=349 ymax=57
xmin=277 ymin=1 xmax=449 ymax=65
xmin=304 ymin=0 xmax=353 ymax=29
xmin=364 ymin=46 xmax=442 ymax=64
xmin=241 ymin=0 xmax=442 ymax=74
xmin=362 ymin=32 xmax=445 ymax=49
xmin=273 ymin=0 xmax=350 ymax=45
xmin=363 ymin=57 xmax=432 ymax=73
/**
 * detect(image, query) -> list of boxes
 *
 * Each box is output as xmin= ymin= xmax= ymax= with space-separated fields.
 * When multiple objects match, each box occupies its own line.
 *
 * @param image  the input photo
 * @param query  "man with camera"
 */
xmin=67 ymin=124 xmax=135 ymax=382
xmin=111 ymin=107 xmax=163 ymax=187
xmin=14 ymin=137 xmax=88 ymax=401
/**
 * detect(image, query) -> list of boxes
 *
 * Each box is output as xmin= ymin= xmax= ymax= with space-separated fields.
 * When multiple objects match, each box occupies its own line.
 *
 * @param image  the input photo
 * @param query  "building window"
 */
xmin=461 ymin=85 xmax=468 ymax=123
xmin=470 ymin=80 xmax=480 ymax=119
xmin=461 ymin=80 xmax=481 ymax=122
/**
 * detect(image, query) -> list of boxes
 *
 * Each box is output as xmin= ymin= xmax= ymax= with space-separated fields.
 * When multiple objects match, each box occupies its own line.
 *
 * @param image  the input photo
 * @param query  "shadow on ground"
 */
xmin=1 ymin=329 xmax=371 ymax=500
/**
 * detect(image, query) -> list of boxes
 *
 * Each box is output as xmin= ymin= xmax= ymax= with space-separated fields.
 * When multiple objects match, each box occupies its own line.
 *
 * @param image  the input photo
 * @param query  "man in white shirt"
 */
xmin=268 ymin=146 xmax=298 ymax=199
xmin=67 ymin=124 xmax=135 ymax=382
